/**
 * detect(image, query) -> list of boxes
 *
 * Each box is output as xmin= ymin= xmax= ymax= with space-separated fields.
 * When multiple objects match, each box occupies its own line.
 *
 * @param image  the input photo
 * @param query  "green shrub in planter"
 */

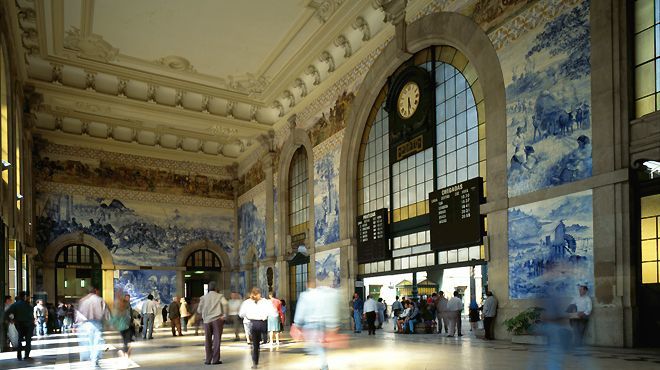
xmin=503 ymin=307 xmax=544 ymax=335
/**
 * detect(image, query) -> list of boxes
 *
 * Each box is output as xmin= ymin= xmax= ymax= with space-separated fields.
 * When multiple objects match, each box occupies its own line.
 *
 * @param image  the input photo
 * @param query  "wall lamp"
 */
xmin=16 ymin=194 xmax=23 ymax=200
xmin=1 ymin=160 xmax=10 ymax=170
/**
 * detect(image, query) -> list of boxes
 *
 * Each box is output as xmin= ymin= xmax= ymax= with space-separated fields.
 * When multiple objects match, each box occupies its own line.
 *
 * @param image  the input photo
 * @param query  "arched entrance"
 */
xmin=288 ymin=252 xmax=309 ymax=322
xmin=176 ymin=240 xmax=232 ymax=299
xmin=42 ymin=233 xmax=115 ymax=304
xmin=184 ymin=249 xmax=222 ymax=299
xmin=55 ymin=244 xmax=102 ymax=301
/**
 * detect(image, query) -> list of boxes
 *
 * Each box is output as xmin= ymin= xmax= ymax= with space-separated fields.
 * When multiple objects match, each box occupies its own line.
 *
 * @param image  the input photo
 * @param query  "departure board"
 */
xmin=429 ymin=177 xmax=484 ymax=251
xmin=356 ymin=208 xmax=390 ymax=263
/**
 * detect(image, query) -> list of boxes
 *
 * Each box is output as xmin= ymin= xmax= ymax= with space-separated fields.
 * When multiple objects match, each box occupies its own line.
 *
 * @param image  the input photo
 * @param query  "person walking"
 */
xmin=435 ymin=291 xmax=449 ymax=334
xmin=4 ymin=291 xmax=34 ymax=360
xmin=33 ymin=299 xmax=48 ymax=337
xmin=293 ymin=285 xmax=341 ymax=370
xmin=351 ymin=293 xmax=363 ymax=333
xmin=447 ymin=291 xmax=463 ymax=337
xmin=239 ymin=287 xmax=275 ymax=369
xmin=161 ymin=303 xmax=168 ymax=327
xmin=267 ymin=291 xmax=284 ymax=347
xmin=391 ymin=296 xmax=403 ymax=331
xmin=180 ymin=297 xmax=191 ymax=333
xmin=141 ymin=294 xmax=157 ymax=340
xmin=169 ymin=296 xmax=182 ymax=336
xmin=363 ymin=295 xmax=377 ymax=335
xmin=468 ymin=300 xmax=480 ymax=335
xmin=482 ymin=290 xmax=498 ymax=340
xmin=198 ymin=281 xmax=228 ymax=365
xmin=111 ymin=293 xmax=133 ymax=358
xmin=77 ymin=286 xmax=108 ymax=367
xmin=569 ymin=284 xmax=590 ymax=346
xmin=376 ymin=298 xmax=386 ymax=329
xmin=228 ymin=292 xmax=242 ymax=341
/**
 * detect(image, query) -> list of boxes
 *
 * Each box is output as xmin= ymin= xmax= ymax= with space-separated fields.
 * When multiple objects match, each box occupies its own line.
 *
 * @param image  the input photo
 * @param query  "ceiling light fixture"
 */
xmin=1 ymin=160 xmax=10 ymax=170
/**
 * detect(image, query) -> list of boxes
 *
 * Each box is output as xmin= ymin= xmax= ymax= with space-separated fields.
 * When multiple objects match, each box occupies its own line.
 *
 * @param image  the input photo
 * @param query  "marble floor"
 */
xmin=2 ymin=326 xmax=660 ymax=370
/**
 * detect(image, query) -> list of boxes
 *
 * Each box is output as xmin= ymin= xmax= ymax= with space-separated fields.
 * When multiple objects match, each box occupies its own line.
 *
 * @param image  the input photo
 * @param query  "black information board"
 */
xmin=429 ymin=177 xmax=484 ymax=251
xmin=356 ymin=208 xmax=390 ymax=263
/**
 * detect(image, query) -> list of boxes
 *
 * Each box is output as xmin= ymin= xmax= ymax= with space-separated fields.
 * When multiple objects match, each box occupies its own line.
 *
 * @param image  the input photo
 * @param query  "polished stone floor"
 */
xmin=2 ymin=325 xmax=660 ymax=370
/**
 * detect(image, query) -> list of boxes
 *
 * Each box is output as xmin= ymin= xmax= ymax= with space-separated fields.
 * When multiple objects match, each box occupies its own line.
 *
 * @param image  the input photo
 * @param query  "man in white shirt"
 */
xmin=446 ymin=291 xmax=463 ymax=337
xmin=570 ymin=283 xmax=592 ymax=346
xmin=198 ymin=281 xmax=228 ymax=365
xmin=363 ymin=295 xmax=378 ymax=335
xmin=141 ymin=294 xmax=157 ymax=340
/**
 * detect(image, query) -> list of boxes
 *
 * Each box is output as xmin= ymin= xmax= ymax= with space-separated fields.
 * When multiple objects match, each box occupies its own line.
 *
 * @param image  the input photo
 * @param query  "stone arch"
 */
xmin=339 ymin=11 xmax=507 ymax=241
xmin=177 ymin=240 xmax=232 ymax=296
xmin=277 ymin=126 xmax=315 ymax=258
xmin=242 ymin=244 xmax=260 ymax=290
xmin=177 ymin=239 xmax=231 ymax=270
xmin=43 ymin=232 xmax=114 ymax=267
xmin=42 ymin=232 xmax=115 ymax=304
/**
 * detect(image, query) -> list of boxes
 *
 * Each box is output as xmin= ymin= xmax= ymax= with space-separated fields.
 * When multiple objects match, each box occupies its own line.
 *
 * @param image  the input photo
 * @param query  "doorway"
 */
xmin=183 ymin=250 xmax=221 ymax=301
xmin=55 ymin=244 xmax=102 ymax=302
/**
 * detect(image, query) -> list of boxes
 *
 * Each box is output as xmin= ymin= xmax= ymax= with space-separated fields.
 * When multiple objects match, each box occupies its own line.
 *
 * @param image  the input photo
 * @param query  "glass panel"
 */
xmin=642 ymin=261 xmax=659 ymax=284
xmin=636 ymin=27 xmax=655 ymax=65
xmin=642 ymin=240 xmax=658 ymax=262
xmin=636 ymin=0 xmax=654 ymax=33
xmin=642 ymin=217 xmax=658 ymax=239
xmin=637 ymin=94 xmax=656 ymax=117
xmin=636 ymin=61 xmax=656 ymax=98
xmin=642 ymin=194 xmax=660 ymax=217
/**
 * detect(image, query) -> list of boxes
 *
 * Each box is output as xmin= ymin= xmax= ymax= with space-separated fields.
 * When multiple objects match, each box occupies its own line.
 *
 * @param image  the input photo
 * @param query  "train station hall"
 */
xmin=1 ymin=0 xmax=660 ymax=369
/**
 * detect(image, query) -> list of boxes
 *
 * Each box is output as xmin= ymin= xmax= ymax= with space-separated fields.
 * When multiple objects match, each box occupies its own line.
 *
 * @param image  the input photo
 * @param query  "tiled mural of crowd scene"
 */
xmin=315 ymin=248 xmax=340 ymax=289
xmin=307 ymin=91 xmax=355 ymax=147
xmin=238 ymin=184 xmax=267 ymax=264
xmin=501 ymin=0 xmax=592 ymax=197
xmin=114 ymin=270 xmax=176 ymax=311
xmin=34 ymin=156 xmax=234 ymax=200
xmin=36 ymin=193 xmax=234 ymax=266
xmin=314 ymin=133 xmax=342 ymax=247
xmin=508 ymin=190 xmax=594 ymax=299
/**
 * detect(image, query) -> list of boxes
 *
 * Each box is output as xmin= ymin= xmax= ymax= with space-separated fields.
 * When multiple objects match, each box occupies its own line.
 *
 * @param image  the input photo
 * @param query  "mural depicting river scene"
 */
xmin=238 ymin=188 xmax=267 ymax=263
xmin=508 ymin=190 xmax=594 ymax=299
xmin=314 ymin=145 xmax=340 ymax=247
xmin=36 ymin=193 xmax=234 ymax=266
xmin=501 ymin=0 xmax=592 ymax=197
xmin=315 ymin=248 xmax=340 ymax=288
xmin=114 ymin=270 xmax=176 ymax=311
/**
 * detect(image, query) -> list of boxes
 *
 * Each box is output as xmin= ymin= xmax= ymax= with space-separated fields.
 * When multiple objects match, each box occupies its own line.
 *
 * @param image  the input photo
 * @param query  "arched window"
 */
xmin=357 ymin=46 xmax=487 ymax=276
xmin=289 ymin=147 xmax=309 ymax=247
xmin=634 ymin=0 xmax=660 ymax=117
xmin=56 ymin=245 xmax=102 ymax=299
xmin=185 ymin=250 xmax=221 ymax=271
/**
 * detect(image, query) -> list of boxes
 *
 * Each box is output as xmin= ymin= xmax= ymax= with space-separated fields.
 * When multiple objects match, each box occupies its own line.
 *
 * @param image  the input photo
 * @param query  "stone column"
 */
xmin=232 ymin=179 xmax=240 ymax=271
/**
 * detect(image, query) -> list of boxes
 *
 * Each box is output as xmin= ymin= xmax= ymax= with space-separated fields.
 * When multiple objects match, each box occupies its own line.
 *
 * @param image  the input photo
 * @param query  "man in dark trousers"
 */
xmin=4 ymin=291 xmax=35 ymax=360
xmin=169 ymin=296 xmax=182 ymax=336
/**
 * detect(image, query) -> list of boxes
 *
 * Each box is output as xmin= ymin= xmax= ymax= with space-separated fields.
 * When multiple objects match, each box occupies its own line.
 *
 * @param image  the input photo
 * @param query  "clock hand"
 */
xmin=408 ymin=97 xmax=411 ymax=111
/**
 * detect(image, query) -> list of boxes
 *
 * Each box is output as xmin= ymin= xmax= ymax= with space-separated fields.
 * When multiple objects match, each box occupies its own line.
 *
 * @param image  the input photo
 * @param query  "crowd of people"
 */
xmin=351 ymin=290 xmax=499 ymax=338
xmin=1 ymin=283 xmax=590 ymax=369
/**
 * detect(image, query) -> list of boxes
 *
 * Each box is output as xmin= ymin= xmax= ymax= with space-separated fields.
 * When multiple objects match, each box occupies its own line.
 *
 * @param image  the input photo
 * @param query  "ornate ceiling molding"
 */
xmin=63 ymin=26 xmax=119 ymax=62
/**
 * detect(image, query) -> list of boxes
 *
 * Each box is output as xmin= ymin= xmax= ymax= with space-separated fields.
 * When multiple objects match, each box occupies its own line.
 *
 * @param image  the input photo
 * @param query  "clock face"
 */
xmin=397 ymin=81 xmax=420 ymax=119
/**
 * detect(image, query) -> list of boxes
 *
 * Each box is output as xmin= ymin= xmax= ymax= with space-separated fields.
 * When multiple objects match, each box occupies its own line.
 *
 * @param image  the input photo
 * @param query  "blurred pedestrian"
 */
xmin=569 ymin=283 xmax=591 ymax=346
xmin=468 ymin=300 xmax=480 ymax=335
xmin=198 ymin=281 xmax=228 ymax=365
xmin=77 ymin=286 xmax=108 ymax=367
xmin=239 ymin=287 xmax=275 ymax=369
xmin=228 ymin=292 xmax=242 ymax=341
xmin=33 ymin=299 xmax=48 ymax=336
xmin=180 ymin=297 xmax=191 ymax=332
xmin=169 ymin=296 xmax=182 ymax=336
xmin=293 ymin=285 xmax=342 ymax=370
xmin=111 ymin=293 xmax=133 ymax=358
xmin=376 ymin=298 xmax=386 ymax=329
xmin=4 ymin=291 xmax=34 ymax=360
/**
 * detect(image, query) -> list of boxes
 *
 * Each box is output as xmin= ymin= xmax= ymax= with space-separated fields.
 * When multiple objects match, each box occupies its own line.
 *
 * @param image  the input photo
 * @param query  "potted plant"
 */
xmin=503 ymin=307 xmax=546 ymax=344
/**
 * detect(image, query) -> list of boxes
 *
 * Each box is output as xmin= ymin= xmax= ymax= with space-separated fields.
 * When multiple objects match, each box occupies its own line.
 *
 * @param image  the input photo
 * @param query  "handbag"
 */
xmin=8 ymin=322 xmax=20 ymax=348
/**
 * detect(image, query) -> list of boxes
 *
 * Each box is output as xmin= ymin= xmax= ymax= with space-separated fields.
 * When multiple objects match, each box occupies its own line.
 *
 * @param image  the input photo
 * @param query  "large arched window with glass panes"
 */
xmin=289 ymin=147 xmax=309 ymax=248
xmin=357 ymin=46 xmax=487 ymax=276
xmin=634 ymin=0 xmax=660 ymax=117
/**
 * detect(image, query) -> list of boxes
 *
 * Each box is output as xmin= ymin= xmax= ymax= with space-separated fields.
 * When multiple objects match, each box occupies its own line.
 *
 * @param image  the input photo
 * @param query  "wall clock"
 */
xmin=386 ymin=66 xmax=435 ymax=162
